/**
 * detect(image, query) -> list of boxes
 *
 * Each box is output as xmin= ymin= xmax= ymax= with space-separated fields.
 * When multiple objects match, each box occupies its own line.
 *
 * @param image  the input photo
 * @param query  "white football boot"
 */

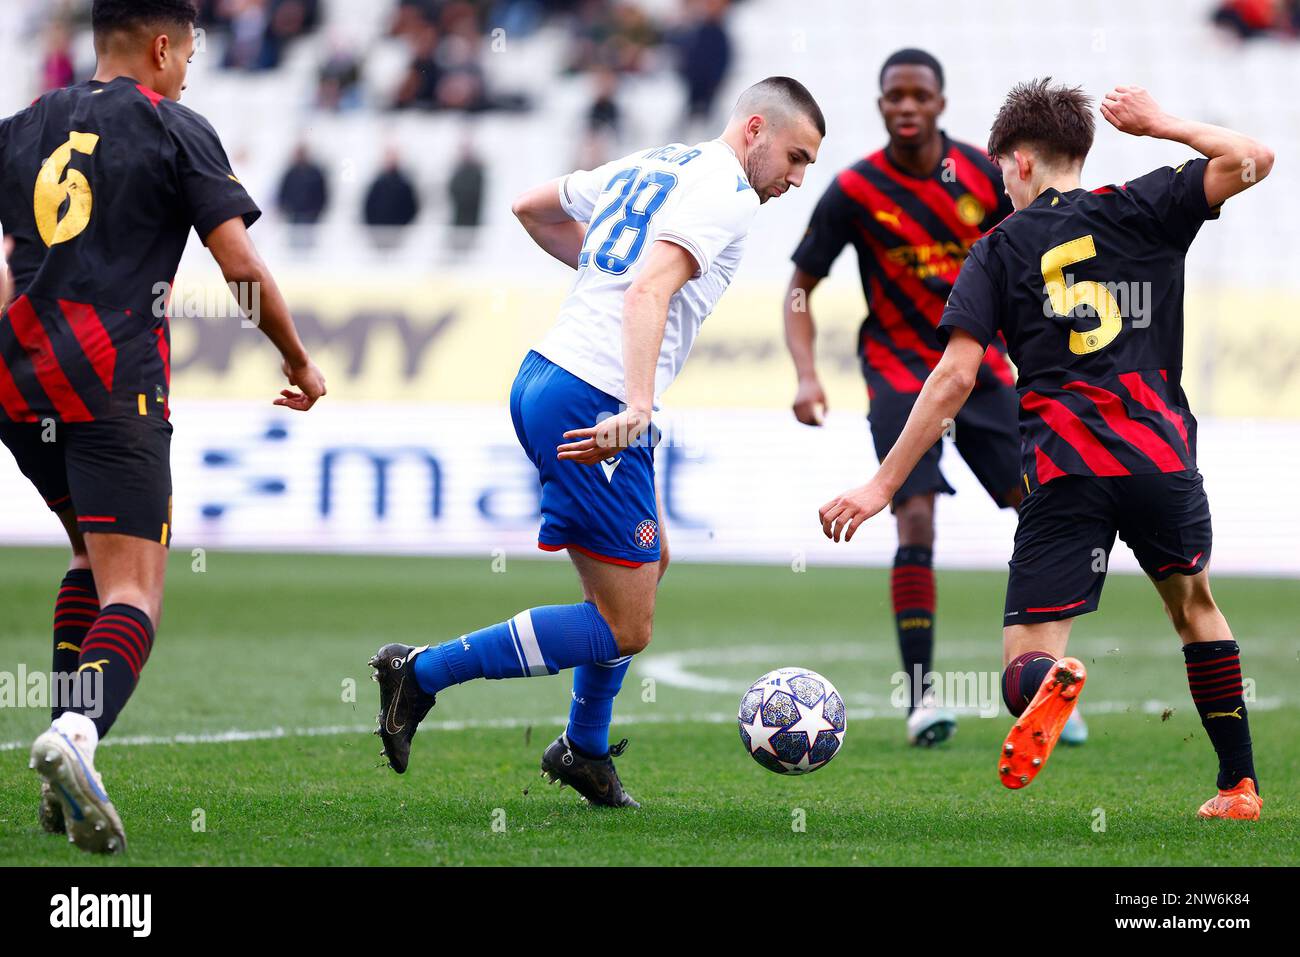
xmin=29 ymin=714 xmax=126 ymax=854
xmin=907 ymin=705 xmax=957 ymax=747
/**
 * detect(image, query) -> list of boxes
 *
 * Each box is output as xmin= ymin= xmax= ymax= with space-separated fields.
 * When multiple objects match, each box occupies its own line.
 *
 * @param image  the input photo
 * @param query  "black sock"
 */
xmin=51 ymin=569 xmax=98 ymax=721
xmin=1002 ymin=650 xmax=1056 ymax=717
xmin=891 ymin=546 xmax=934 ymax=712
xmin=1184 ymin=640 xmax=1257 ymax=793
xmin=71 ymin=603 xmax=155 ymax=738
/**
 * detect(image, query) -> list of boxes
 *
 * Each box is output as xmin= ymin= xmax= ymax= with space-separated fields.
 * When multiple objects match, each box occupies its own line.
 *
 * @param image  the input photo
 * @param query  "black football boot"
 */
xmin=539 ymin=733 xmax=640 ymax=808
xmin=369 ymin=643 xmax=437 ymax=773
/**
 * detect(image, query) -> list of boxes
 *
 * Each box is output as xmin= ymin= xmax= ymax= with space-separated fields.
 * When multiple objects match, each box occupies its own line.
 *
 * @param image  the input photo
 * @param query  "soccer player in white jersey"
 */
xmin=370 ymin=77 xmax=824 ymax=806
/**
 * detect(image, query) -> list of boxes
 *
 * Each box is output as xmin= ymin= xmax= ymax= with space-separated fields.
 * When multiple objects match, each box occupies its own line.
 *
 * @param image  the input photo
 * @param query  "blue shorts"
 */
xmin=510 ymin=351 xmax=660 ymax=566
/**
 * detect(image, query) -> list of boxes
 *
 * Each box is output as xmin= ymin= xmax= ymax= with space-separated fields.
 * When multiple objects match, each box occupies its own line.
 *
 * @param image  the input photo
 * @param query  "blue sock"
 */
xmin=412 ymin=602 xmax=619 ymax=696
xmin=566 ymin=656 xmax=633 ymax=758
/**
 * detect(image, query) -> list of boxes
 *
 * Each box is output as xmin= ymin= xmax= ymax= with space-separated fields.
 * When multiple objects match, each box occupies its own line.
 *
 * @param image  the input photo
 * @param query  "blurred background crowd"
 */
xmin=11 ymin=0 xmax=745 ymax=257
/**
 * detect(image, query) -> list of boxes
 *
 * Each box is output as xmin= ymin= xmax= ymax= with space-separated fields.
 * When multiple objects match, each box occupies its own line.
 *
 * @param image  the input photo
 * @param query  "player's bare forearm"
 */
xmin=556 ymin=241 xmax=694 ymax=466
xmin=512 ymin=179 xmax=586 ymax=270
xmin=1100 ymin=86 xmax=1274 ymax=206
xmin=623 ymin=241 xmax=696 ymax=413
xmin=1158 ymin=115 xmax=1273 ymax=206
xmin=785 ymin=269 xmax=829 ymax=426
xmin=205 ymin=216 xmax=326 ymax=409
xmin=522 ymin=219 xmax=587 ymax=270
xmin=783 ymin=269 xmax=821 ymax=382
xmin=206 ymin=218 xmax=306 ymax=363
xmin=875 ymin=346 xmax=979 ymax=495
xmin=819 ymin=330 xmax=984 ymax=542
xmin=0 ymin=237 xmax=12 ymax=313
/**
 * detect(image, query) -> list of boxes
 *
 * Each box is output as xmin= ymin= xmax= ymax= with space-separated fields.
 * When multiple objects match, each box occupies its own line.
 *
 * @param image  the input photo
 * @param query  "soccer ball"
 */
xmin=738 ymin=667 xmax=846 ymax=774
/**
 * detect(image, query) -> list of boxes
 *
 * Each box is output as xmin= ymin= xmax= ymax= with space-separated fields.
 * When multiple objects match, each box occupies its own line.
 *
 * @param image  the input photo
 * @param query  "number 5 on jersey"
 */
xmin=579 ymin=167 xmax=678 ymax=275
xmin=34 ymin=131 xmax=101 ymax=247
xmin=1040 ymin=234 xmax=1123 ymax=355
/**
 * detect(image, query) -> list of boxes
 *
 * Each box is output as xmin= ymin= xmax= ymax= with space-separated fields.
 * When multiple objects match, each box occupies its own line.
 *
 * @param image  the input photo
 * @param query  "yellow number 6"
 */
xmin=34 ymin=131 xmax=101 ymax=247
xmin=1040 ymin=234 xmax=1123 ymax=355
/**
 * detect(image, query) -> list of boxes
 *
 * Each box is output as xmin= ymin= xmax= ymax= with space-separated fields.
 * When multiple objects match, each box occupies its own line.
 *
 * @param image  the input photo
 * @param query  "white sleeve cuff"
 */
xmin=558 ymin=175 xmax=583 ymax=221
xmin=656 ymin=230 xmax=708 ymax=278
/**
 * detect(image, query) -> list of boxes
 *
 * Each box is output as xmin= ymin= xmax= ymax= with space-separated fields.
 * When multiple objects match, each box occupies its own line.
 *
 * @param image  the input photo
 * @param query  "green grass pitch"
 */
xmin=0 ymin=547 xmax=1296 ymax=866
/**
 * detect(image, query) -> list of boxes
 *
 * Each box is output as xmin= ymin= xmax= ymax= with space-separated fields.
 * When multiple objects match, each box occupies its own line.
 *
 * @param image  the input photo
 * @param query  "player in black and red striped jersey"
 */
xmin=0 ymin=0 xmax=326 ymax=853
xmin=785 ymin=50 xmax=1051 ymax=748
xmin=819 ymin=79 xmax=1274 ymax=819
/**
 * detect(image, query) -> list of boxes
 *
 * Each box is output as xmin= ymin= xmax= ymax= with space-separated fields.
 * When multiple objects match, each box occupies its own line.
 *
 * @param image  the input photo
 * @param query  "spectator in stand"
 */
xmin=40 ymin=21 xmax=77 ymax=92
xmin=364 ymin=148 xmax=421 ymax=249
xmin=276 ymin=143 xmax=329 ymax=248
xmin=393 ymin=18 xmax=442 ymax=109
xmin=577 ymin=65 xmax=622 ymax=168
xmin=317 ymin=34 xmax=364 ymax=111
xmin=392 ymin=2 xmax=493 ymax=112
xmin=447 ymin=138 xmax=486 ymax=253
xmin=565 ymin=0 xmax=660 ymax=75
xmin=219 ymin=0 xmax=320 ymax=71
xmin=221 ymin=0 xmax=272 ymax=69
xmin=673 ymin=0 xmax=732 ymax=129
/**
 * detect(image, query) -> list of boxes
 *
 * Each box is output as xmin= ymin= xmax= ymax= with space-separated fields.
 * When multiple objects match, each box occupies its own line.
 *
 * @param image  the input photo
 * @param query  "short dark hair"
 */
xmin=738 ymin=76 xmax=826 ymax=138
xmin=987 ymin=77 xmax=1095 ymax=165
xmin=93 ymin=0 xmax=198 ymax=42
xmin=879 ymin=49 xmax=944 ymax=92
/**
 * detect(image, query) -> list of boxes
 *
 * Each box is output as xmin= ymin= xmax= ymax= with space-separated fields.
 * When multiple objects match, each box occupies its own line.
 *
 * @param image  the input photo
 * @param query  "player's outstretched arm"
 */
xmin=784 ymin=267 xmax=828 ymax=426
xmin=557 ymin=240 xmax=695 ymax=465
xmin=819 ymin=329 xmax=985 ymax=542
xmin=1100 ymin=86 xmax=1275 ymax=207
xmin=512 ymin=179 xmax=588 ymax=270
xmin=205 ymin=216 xmax=326 ymax=411
xmin=0 ymin=237 xmax=12 ymax=314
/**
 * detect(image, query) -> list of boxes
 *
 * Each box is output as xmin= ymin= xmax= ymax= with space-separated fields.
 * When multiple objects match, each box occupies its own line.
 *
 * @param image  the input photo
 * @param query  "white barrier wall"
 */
xmin=2 ymin=400 xmax=1297 ymax=577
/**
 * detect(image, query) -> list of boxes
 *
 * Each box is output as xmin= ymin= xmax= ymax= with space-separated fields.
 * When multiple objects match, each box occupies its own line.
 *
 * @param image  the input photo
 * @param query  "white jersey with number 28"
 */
xmin=533 ymin=139 xmax=759 ymax=405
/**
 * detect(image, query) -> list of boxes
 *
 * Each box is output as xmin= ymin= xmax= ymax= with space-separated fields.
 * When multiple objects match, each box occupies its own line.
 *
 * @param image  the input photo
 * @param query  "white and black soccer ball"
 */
xmin=738 ymin=667 xmax=846 ymax=774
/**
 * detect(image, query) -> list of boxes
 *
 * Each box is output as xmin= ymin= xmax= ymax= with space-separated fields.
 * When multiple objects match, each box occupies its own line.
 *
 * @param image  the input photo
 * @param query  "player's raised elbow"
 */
xmin=510 ymin=191 xmax=532 ymax=223
xmin=511 ymin=182 xmax=559 ymax=226
xmin=1248 ymin=140 xmax=1276 ymax=183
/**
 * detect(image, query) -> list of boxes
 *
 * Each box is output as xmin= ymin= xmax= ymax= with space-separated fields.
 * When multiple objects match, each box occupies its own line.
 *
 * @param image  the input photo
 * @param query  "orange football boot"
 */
xmin=1198 ymin=778 xmax=1262 ymax=820
xmin=998 ymin=656 xmax=1086 ymax=790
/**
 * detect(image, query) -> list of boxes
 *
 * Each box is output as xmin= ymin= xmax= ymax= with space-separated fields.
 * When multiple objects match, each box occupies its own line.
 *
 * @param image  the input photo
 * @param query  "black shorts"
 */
xmin=0 ymin=414 xmax=173 ymax=546
xmin=866 ymin=374 xmax=1021 ymax=509
xmin=1003 ymin=469 xmax=1212 ymax=626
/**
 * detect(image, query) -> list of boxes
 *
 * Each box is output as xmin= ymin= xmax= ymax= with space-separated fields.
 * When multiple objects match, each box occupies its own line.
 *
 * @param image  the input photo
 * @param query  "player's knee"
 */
xmin=611 ymin=618 xmax=654 ymax=656
xmin=894 ymin=497 xmax=935 ymax=547
xmin=1162 ymin=583 xmax=1217 ymax=635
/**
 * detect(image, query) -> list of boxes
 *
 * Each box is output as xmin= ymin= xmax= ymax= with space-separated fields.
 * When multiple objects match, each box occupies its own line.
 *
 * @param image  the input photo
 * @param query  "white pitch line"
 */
xmin=0 ymin=697 xmax=1289 ymax=752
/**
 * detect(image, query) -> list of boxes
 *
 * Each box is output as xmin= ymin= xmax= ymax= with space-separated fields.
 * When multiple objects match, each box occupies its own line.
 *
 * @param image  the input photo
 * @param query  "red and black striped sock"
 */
xmin=1183 ymin=640 xmax=1257 ymax=793
xmin=891 ymin=546 xmax=935 ymax=712
xmin=1002 ymin=650 xmax=1056 ymax=717
xmin=51 ymin=568 xmax=99 ymax=721
xmin=72 ymin=603 xmax=155 ymax=738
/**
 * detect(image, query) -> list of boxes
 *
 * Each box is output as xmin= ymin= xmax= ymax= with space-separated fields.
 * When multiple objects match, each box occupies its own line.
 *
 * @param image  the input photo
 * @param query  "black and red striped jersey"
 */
xmin=0 ymin=76 xmax=259 ymax=422
xmin=791 ymin=134 xmax=1016 ymax=393
xmin=938 ymin=158 xmax=1219 ymax=488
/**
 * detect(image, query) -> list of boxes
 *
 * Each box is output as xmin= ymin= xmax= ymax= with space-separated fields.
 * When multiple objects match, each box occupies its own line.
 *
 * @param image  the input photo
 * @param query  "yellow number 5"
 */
xmin=1040 ymin=234 xmax=1122 ymax=355
xmin=34 ymin=131 xmax=101 ymax=247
